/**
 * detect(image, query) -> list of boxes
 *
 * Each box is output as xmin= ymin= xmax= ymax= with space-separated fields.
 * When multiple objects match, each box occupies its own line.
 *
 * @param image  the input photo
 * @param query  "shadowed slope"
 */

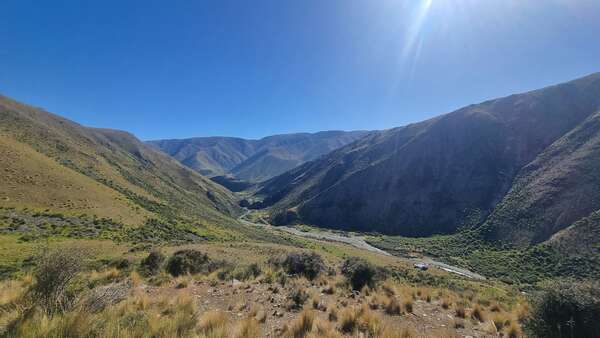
xmin=257 ymin=73 xmax=600 ymax=237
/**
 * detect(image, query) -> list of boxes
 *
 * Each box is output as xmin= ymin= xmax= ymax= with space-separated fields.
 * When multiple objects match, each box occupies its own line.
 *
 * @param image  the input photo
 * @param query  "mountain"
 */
xmin=0 ymin=95 xmax=240 ymax=228
xmin=148 ymin=131 xmax=370 ymax=183
xmin=483 ymin=108 xmax=600 ymax=246
xmin=256 ymin=73 xmax=600 ymax=239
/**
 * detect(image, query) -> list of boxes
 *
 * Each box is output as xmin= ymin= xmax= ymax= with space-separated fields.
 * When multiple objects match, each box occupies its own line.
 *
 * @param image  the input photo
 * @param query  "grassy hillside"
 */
xmin=0 ymin=95 xmax=241 ymax=230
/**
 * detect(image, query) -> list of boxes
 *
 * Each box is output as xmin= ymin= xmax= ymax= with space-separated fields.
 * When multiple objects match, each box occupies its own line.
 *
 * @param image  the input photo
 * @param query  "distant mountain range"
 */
xmin=255 ymin=73 xmax=600 ymax=250
xmin=0 ymin=95 xmax=240 ymax=228
xmin=148 ymin=131 xmax=370 ymax=183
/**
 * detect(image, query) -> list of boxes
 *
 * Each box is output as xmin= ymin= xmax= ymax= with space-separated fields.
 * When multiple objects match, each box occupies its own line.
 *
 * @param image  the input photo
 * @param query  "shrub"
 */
xmin=287 ymin=287 xmax=309 ymax=311
xmin=31 ymin=247 xmax=83 ymax=315
xmin=283 ymin=252 xmax=325 ymax=280
xmin=233 ymin=263 xmax=262 ymax=281
xmin=166 ymin=249 xmax=210 ymax=277
xmin=341 ymin=257 xmax=376 ymax=290
xmin=140 ymin=250 xmax=165 ymax=275
xmin=527 ymin=279 xmax=600 ymax=338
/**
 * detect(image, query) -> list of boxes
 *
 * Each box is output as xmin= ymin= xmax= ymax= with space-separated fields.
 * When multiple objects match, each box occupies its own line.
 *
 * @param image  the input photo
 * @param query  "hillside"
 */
xmin=256 ymin=73 xmax=600 ymax=238
xmin=0 ymin=95 xmax=241 ymax=229
xmin=148 ymin=130 xmax=369 ymax=183
xmin=482 ymin=108 xmax=600 ymax=246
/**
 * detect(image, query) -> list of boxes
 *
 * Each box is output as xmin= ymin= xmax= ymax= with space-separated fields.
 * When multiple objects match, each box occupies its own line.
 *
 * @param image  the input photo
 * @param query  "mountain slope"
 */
xmin=149 ymin=130 xmax=370 ymax=182
xmin=256 ymin=73 xmax=600 ymax=237
xmin=482 ymin=109 xmax=600 ymax=246
xmin=0 ymin=95 xmax=240 ymax=227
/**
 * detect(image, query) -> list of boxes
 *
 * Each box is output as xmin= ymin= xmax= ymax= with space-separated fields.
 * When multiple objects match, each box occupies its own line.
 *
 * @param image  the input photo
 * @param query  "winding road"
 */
xmin=238 ymin=209 xmax=486 ymax=280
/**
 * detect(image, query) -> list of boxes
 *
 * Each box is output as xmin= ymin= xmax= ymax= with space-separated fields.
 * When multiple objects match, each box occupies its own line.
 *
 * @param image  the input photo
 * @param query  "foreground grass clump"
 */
xmin=30 ymin=247 xmax=84 ymax=315
xmin=526 ymin=279 xmax=600 ymax=338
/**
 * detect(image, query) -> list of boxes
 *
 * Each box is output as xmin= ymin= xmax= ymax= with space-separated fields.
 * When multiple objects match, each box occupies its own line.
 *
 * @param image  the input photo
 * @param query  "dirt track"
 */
xmin=238 ymin=210 xmax=485 ymax=280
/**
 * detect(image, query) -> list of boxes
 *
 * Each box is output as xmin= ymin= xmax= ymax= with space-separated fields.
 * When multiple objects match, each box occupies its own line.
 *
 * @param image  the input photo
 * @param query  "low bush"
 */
xmin=341 ymin=257 xmax=376 ymax=290
xmin=287 ymin=287 xmax=309 ymax=311
xmin=526 ymin=279 xmax=600 ymax=338
xmin=165 ymin=249 xmax=211 ymax=277
xmin=140 ymin=250 xmax=165 ymax=275
xmin=31 ymin=247 xmax=84 ymax=315
xmin=283 ymin=252 xmax=325 ymax=280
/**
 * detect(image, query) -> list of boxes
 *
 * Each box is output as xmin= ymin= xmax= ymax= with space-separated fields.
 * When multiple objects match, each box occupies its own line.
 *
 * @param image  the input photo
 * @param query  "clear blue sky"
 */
xmin=1 ymin=0 xmax=599 ymax=140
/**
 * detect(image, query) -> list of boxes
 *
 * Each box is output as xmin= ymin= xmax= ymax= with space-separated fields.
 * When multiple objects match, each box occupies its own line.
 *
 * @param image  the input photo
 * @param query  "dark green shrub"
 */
xmin=234 ymin=263 xmax=262 ymax=281
xmin=166 ymin=249 xmax=210 ymax=277
xmin=217 ymin=263 xmax=262 ymax=281
xmin=341 ymin=257 xmax=376 ymax=290
xmin=140 ymin=250 xmax=165 ymax=275
xmin=527 ymin=279 xmax=600 ymax=338
xmin=283 ymin=252 xmax=324 ymax=280
xmin=111 ymin=258 xmax=131 ymax=270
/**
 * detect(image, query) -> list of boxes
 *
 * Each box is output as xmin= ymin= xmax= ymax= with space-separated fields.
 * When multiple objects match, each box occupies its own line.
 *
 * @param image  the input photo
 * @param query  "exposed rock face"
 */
xmin=148 ymin=130 xmax=370 ymax=183
xmin=257 ymin=73 xmax=600 ymax=238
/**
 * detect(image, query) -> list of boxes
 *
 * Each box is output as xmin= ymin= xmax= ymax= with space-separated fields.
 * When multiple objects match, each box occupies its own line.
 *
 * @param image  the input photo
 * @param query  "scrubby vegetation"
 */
xmin=166 ymin=249 xmax=212 ymax=277
xmin=367 ymin=229 xmax=600 ymax=285
xmin=282 ymin=252 xmax=325 ymax=280
xmin=341 ymin=257 xmax=377 ymax=290
xmin=526 ymin=279 xmax=600 ymax=338
xmin=140 ymin=250 xmax=165 ymax=275
xmin=0 ymin=239 xmax=543 ymax=338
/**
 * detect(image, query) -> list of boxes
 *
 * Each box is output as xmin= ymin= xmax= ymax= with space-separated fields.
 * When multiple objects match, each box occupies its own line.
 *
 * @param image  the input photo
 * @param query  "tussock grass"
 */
xmin=283 ymin=309 xmax=314 ymax=338
xmin=383 ymin=296 xmax=402 ymax=315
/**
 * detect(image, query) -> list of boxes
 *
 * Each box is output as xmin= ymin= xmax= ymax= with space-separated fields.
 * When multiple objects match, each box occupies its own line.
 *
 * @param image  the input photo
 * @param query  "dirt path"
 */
xmin=238 ymin=210 xmax=486 ymax=280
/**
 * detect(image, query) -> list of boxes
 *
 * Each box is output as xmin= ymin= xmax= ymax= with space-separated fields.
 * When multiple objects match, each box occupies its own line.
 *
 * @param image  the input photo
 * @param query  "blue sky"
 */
xmin=1 ymin=0 xmax=599 ymax=140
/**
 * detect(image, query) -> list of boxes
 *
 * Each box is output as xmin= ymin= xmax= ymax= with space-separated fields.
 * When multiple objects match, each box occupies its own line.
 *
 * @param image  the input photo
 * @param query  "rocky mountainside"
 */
xmin=148 ymin=130 xmax=370 ymax=183
xmin=256 ymin=73 xmax=600 ymax=241
xmin=0 ymin=95 xmax=240 ymax=227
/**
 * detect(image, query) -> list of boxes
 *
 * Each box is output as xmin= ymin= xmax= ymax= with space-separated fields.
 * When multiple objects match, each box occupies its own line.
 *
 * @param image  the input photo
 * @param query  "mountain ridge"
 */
xmin=0 ymin=94 xmax=241 ymax=229
xmin=255 ymin=72 xmax=600 ymax=242
xmin=148 ymin=130 xmax=370 ymax=182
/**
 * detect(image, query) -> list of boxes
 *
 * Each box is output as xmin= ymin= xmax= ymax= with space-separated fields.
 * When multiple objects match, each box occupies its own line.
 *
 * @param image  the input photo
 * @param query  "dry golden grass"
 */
xmin=283 ymin=309 xmax=314 ymax=338
xmin=233 ymin=317 xmax=260 ymax=338
xmin=470 ymin=304 xmax=486 ymax=322
xmin=383 ymin=295 xmax=402 ymax=315
xmin=198 ymin=310 xmax=229 ymax=334
xmin=403 ymin=299 xmax=414 ymax=313
xmin=308 ymin=318 xmax=342 ymax=338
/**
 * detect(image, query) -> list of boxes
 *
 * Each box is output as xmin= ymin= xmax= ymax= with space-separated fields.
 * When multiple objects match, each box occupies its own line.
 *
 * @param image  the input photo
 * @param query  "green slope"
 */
xmin=0 ymin=94 xmax=241 ymax=231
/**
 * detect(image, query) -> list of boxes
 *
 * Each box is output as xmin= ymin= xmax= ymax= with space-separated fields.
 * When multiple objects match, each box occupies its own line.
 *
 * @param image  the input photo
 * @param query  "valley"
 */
xmin=1 ymin=74 xmax=599 ymax=338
